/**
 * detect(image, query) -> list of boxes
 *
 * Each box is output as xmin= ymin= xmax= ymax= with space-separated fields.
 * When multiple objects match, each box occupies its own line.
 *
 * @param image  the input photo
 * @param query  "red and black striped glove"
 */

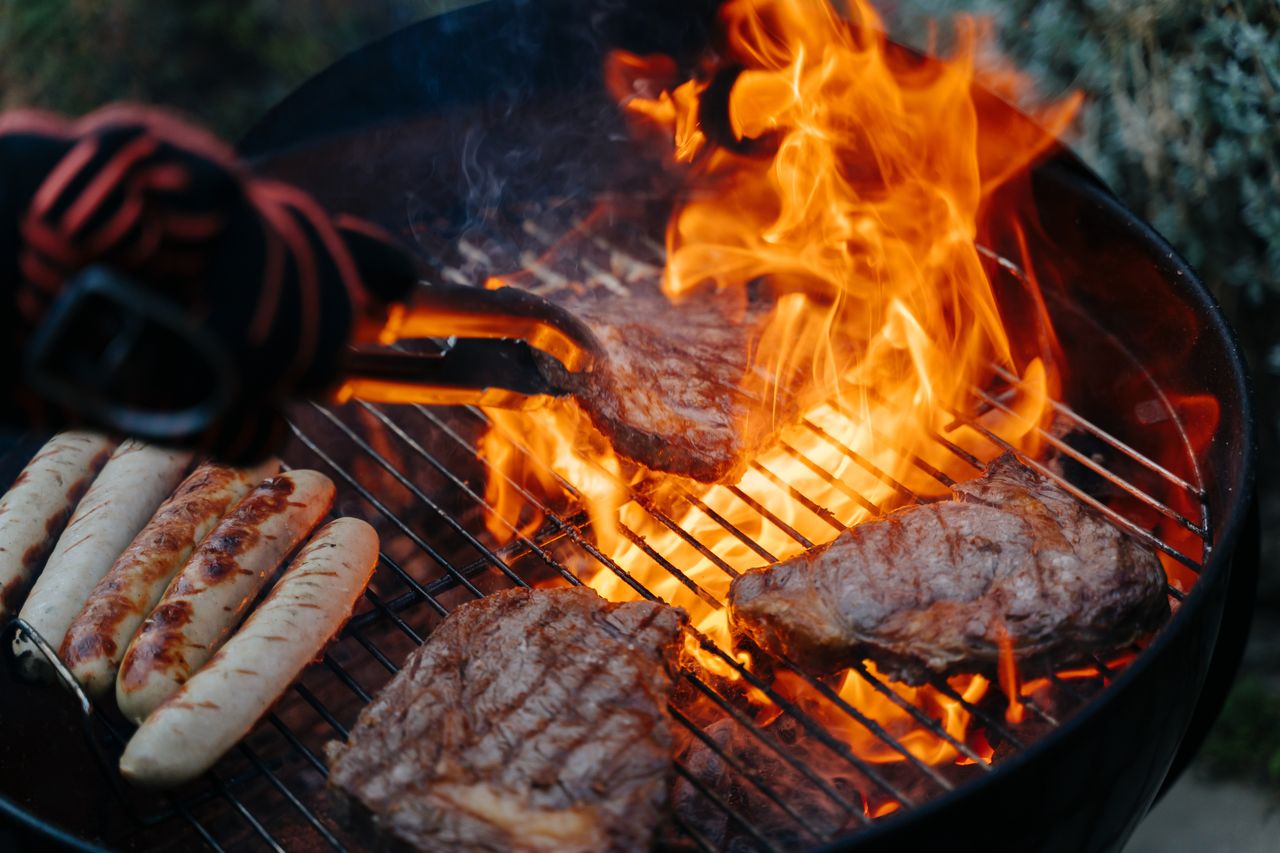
xmin=0 ymin=106 xmax=417 ymax=461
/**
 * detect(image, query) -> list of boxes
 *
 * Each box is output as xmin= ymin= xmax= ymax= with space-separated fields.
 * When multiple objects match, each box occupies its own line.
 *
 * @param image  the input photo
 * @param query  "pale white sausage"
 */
xmin=119 ymin=518 xmax=378 ymax=788
xmin=61 ymin=458 xmax=281 ymax=697
xmin=0 ymin=432 xmax=115 ymax=619
xmin=12 ymin=441 xmax=192 ymax=682
xmin=115 ymin=469 xmax=335 ymax=723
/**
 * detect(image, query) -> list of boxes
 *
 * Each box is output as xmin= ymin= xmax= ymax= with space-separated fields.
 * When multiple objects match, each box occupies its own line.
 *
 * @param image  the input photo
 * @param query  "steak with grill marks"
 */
xmin=443 ymin=206 xmax=813 ymax=484
xmin=728 ymin=454 xmax=1169 ymax=684
xmin=325 ymin=587 xmax=687 ymax=853
xmin=535 ymin=282 xmax=797 ymax=484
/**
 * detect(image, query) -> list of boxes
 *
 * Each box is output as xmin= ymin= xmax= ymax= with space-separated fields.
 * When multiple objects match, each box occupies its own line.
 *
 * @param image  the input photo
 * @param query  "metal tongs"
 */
xmin=335 ymin=280 xmax=603 ymax=410
xmin=22 ymin=267 xmax=602 ymax=445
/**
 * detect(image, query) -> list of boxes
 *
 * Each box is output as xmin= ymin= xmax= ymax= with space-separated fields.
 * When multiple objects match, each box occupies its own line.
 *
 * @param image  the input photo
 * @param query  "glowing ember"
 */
xmin=476 ymin=0 xmax=1082 ymax=777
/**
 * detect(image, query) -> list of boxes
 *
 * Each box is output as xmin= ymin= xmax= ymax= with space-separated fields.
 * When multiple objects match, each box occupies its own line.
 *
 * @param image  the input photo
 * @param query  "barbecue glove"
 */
xmin=0 ymin=106 xmax=417 ymax=461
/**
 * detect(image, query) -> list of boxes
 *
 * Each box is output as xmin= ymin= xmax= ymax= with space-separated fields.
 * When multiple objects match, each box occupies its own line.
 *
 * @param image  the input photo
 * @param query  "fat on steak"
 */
xmin=728 ymin=454 xmax=1169 ymax=684
xmin=325 ymin=587 xmax=687 ymax=853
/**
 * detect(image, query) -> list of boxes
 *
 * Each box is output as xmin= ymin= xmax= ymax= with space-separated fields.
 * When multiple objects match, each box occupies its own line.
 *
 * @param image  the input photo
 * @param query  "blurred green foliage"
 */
xmin=1198 ymin=677 xmax=1280 ymax=794
xmin=0 ymin=1 xmax=469 ymax=138
xmin=892 ymin=0 xmax=1280 ymax=305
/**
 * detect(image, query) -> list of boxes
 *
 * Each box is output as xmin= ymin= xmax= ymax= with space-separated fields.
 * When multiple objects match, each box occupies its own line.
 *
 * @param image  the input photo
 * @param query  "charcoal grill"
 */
xmin=0 ymin=1 xmax=1257 ymax=851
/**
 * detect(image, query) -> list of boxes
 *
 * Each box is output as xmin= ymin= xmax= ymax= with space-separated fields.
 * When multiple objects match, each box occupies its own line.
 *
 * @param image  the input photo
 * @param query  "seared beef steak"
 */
xmin=537 ymin=282 xmax=792 ymax=483
xmin=325 ymin=587 xmax=686 ymax=853
xmin=442 ymin=206 xmax=806 ymax=483
xmin=728 ymin=454 xmax=1168 ymax=684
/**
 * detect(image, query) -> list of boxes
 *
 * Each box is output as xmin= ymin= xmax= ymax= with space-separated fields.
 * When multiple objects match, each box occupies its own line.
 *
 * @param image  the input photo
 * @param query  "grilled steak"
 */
xmin=325 ymin=587 xmax=687 ymax=853
xmin=538 ymin=281 xmax=794 ymax=483
xmin=728 ymin=454 xmax=1169 ymax=684
xmin=441 ymin=205 xmax=808 ymax=483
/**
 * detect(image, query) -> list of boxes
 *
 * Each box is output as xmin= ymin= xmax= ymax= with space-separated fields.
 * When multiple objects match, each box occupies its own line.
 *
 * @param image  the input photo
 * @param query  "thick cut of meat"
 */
xmin=542 ymin=283 xmax=788 ymax=483
xmin=325 ymin=587 xmax=687 ymax=853
xmin=728 ymin=454 xmax=1169 ymax=684
xmin=442 ymin=206 xmax=804 ymax=483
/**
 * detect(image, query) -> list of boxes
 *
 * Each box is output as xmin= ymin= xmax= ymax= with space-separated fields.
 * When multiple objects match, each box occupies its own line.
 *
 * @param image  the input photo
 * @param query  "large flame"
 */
xmin=478 ymin=0 xmax=1081 ymax=771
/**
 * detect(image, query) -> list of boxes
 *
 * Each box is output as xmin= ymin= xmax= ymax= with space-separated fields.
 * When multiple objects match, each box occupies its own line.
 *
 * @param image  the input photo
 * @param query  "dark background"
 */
xmin=0 ymin=0 xmax=1276 ymax=847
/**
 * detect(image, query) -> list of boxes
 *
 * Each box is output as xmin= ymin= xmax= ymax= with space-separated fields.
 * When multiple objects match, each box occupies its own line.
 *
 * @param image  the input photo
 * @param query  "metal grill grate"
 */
xmin=1 ymin=195 xmax=1212 ymax=850
xmin=20 ymin=276 xmax=1209 ymax=851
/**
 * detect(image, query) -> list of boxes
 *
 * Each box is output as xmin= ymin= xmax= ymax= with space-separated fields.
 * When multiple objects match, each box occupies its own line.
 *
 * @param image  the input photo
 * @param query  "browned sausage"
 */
xmin=119 ymin=518 xmax=379 ymax=787
xmin=0 ymin=432 xmax=114 ymax=619
xmin=115 ymin=469 xmax=335 ymax=723
xmin=12 ymin=441 xmax=192 ymax=683
xmin=61 ymin=459 xmax=280 ymax=697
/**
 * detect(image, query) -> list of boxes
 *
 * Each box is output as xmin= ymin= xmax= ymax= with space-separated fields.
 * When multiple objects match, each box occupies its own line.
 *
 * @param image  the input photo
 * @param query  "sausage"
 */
xmin=116 ymin=469 xmax=335 ymax=723
xmin=119 ymin=518 xmax=378 ymax=788
xmin=0 ymin=432 xmax=115 ymax=619
xmin=60 ymin=458 xmax=281 ymax=697
xmin=12 ymin=441 xmax=192 ymax=683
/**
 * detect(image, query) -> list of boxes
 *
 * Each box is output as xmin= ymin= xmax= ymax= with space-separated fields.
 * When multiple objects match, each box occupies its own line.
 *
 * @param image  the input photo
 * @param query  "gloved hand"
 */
xmin=0 ymin=105 xmax=418 ymax=461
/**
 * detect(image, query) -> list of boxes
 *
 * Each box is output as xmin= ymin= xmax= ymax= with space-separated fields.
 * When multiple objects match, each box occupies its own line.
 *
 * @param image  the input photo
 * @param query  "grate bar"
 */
xmin=288 ymin=422 xmax=488 ymax=599
xmin=613 ymin=523 xmax=727 ymax=610
xmin=355 ymin=402 xmax=582 ymax=586
xmin=988 ymin=363 xmax=1203 ymax=498
xmin=291 ymin=682 xmax=349 ymax=739
xmin=681 ymin=670 xmax=874 ymax=823
xmin=971 ymin=384 xmax=1208 ymax=538
xmin=322 ymin=655 xmax=372 ymax=704
xmin=266 ymin=713 xmax=330 ymax=777
xmin=359 ymin=585 xmax=426 ymax=645
xmin=778 ymin=439 xmax=885 ymax=517
xmin=728 ymin=485 xmax=814 ymax=549
xmin=1018 ymin=694 xmax=1060 ymax=728
xmin=236 ymin=744 xmax=347 ymax=852
xmin=940 ymin=413 xmax=1203 ymax=572
xmin=668 ymin=704 xmax=832 ymax=843
xmin=925 ymin=676 xmax=1024 ymax=750
xmin=749 ymin=460 xmax=848 ymax=533
xmin=765 ymin=654 xmax=959 ymax=791
xmin=172 ymin=799 xmax=225 ymax=853
xmin=207 ymin=771 xmax=286 ymax=853
xmin=350 ymin=629 xmax=401 ymax=676
xmin=680 ymin=487 xmax=780 ymax=564
xmin=803 ymin=414 xmax=921 ymax=504
xmin=830 ymin=661 xmax=992 ymax=771
xmin=632 ymin=496 xmax=746 ymax=580
xmin=684 ymin=629 xmax=936 ymax=804
xmin=311 ymin=404 xmax=532 ymax=591
xmin=673 ymin=762 xmax=787 ymax=853
xmin=668 ymin=811 xmax=722 ymax=853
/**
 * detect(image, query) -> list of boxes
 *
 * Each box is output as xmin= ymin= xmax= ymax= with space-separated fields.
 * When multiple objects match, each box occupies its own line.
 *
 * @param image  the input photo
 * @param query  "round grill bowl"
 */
xmin=0 ymin=1 xmax=1256 ymax=851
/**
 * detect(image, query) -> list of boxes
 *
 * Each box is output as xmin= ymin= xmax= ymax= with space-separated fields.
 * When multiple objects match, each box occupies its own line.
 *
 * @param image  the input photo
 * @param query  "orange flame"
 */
xmin=996 ymin=625 xmax=1026 ymax=725
xmin=476 ymin=0 xmax=1080 ymax=773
